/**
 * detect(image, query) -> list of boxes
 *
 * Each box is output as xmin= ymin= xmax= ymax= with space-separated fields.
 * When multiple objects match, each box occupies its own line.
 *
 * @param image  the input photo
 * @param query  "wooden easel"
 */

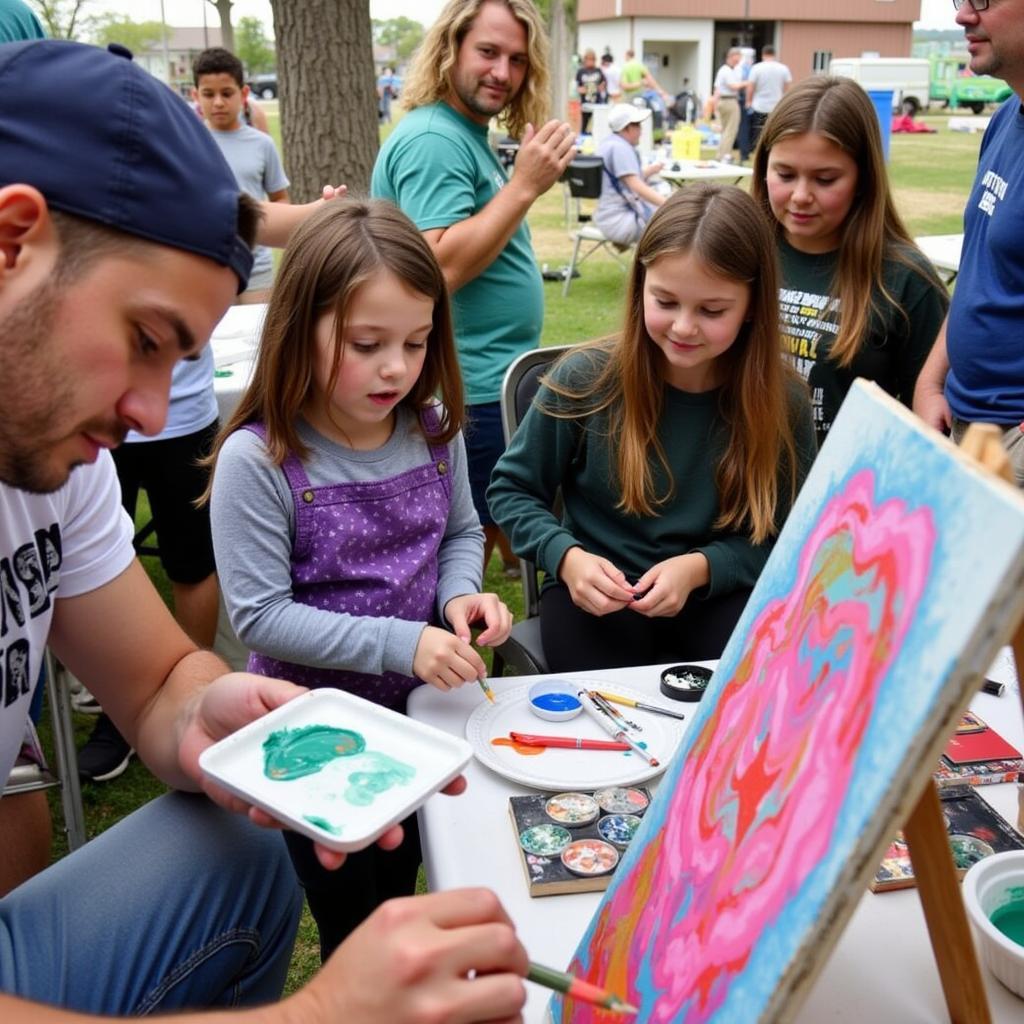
xmin=901 ymin=424 xmax=1024 ymax=1024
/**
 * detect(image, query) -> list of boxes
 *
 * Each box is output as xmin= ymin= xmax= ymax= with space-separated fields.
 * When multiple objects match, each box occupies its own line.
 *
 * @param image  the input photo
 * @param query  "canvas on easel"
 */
xmin=551 ymin=380 xmax=1024 ymax=1023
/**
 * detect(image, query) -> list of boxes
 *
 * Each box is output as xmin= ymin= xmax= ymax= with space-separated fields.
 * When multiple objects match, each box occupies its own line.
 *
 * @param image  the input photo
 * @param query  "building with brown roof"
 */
xmin=578 ymin=0 xmax=923 ymax=101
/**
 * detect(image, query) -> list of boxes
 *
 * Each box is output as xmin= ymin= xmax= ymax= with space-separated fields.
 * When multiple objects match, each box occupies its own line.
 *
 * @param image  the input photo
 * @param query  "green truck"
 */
xmin=929 ymin=55 xmax=1013 ymax=115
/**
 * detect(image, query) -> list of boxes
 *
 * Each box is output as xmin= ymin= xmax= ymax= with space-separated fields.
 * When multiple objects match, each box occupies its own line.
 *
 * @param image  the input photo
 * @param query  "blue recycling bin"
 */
xmin=867 ymin=89 xmax=894 ymax=161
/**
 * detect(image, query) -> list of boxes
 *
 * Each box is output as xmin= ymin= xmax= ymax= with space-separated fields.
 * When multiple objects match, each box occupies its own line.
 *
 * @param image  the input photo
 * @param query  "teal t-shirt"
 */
xmin=0 ymin=0 xmax=45 ymax=41
xmin=371 ymin=102 xmax=543 ymax=405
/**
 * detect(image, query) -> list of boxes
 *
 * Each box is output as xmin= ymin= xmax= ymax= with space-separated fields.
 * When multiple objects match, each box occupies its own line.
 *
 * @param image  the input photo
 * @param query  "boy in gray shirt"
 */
xmin=193 ymin=47 xmax=289 ymax=300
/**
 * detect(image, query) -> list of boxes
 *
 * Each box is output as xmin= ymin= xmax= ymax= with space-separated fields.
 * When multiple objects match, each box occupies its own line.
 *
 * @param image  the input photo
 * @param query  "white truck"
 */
xmin=827 ymin=57 xmax=931 ymax=115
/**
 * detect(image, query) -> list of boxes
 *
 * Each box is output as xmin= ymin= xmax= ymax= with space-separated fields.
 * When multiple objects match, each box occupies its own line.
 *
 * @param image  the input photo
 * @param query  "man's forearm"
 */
xmin=912 ymin=316 xmax=952 ymax=430
xmin=916 ymin=318 xmax=950 ymax=396
xmin=426 ymin=181 xmax=537 ymax=292
xmin=621 ymin=175 xmax=663 ymax=208
xmin=134 ymin=648 xmax=231 ymax=791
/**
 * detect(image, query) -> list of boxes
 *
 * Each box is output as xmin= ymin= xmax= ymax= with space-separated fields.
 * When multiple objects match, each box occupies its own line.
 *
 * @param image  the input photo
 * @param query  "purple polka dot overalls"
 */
xmin=245 ymin=409 xmax=452 ymax=712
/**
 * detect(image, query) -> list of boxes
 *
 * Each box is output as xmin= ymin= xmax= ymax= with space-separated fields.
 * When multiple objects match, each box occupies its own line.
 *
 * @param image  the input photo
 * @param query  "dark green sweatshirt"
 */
xmin=487 ymin=347 xmax=817 ymax=598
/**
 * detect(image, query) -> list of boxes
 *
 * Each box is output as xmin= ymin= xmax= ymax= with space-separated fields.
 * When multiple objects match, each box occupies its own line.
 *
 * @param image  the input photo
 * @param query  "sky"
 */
xmin=85 ymin=1 xmax=447 ymax=30
xmin=85 ymin=0 xmax=960 ymax=33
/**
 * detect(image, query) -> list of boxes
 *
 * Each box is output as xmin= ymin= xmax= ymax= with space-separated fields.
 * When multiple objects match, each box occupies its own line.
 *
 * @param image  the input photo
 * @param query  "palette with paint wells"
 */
xmin=198 ymin=689 xmax=472 ymax=853
xmin=510 ymin=788 xmax=651 ymax=897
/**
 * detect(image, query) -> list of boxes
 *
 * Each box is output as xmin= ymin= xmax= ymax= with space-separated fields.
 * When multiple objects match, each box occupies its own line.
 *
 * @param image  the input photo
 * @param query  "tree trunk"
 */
xmin=207 ymin=0 xmax=234 ymax=53
xmin=269 ymin=0 xmax=378 ymax=201
xmin=548 ymin=0 xmax=569 ymax=123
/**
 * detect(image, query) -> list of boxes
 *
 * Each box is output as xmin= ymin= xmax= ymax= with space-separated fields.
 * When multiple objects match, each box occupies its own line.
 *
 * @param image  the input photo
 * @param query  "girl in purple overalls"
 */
xmin=207 ymin=200 xmax=512 ymax=960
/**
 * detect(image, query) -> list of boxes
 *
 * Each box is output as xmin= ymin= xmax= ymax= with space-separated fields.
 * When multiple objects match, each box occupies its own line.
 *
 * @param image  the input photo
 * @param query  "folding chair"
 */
xmin=560 ymin=156 xmax=633 ymax=297
xmin=490 ymin=346 xmax=570 ymax=677
xmin=4 ymin=651 xmax=87 ymax=851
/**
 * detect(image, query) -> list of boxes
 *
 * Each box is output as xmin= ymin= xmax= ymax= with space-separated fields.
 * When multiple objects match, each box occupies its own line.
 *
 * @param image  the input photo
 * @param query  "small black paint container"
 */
xmin=660 ymin=664 xmax=712 ymax=702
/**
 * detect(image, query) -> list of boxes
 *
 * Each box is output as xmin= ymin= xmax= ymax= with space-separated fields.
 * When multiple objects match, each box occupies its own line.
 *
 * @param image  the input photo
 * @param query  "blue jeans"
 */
xmin=464 ymin=401 xmax=506 ymax=526
xmin=0 ymin=792 xmax=302 ymax=1013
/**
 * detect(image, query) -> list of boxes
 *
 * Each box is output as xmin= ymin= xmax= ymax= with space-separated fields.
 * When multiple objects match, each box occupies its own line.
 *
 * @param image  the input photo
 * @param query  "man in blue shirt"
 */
xmin=914 ymin=0 xmax=1024 ymax=482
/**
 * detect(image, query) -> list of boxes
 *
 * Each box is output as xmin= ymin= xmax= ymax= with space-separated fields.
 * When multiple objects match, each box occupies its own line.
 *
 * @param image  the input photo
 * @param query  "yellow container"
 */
xmin=671 ymin=127 xmax=701 ymax=160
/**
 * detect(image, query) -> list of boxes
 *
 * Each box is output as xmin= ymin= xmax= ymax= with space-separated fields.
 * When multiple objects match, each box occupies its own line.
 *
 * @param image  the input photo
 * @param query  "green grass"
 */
xmin=39 ymin=111 xmax=983 ymax=992
xmin=887 ymin=114 xmax=984 ymax=235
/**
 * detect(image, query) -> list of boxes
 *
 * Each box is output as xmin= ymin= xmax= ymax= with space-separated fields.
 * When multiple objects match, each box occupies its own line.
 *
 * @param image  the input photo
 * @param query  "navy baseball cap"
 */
xmin=0 ymin=40 xmax=253 ymax=288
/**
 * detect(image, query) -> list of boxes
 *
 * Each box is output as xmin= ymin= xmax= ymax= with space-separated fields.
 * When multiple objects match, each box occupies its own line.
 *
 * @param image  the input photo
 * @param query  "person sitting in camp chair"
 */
xmin=594 ymin=103 xmax=665 ymax=247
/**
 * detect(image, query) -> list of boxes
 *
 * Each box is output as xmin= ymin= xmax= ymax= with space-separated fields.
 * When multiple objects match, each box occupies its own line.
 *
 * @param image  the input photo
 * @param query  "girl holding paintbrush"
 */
xmin=206 ymin=200 xmax=511 ymax=959
xmin=489 ymin=183 xmax=817 ymax=672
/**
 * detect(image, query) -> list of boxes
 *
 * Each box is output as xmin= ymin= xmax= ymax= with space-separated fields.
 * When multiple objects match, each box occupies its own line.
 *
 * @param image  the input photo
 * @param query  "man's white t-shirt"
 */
xmin=748 ymin=60 xmax=792 ymax=114
xmin=714 ymin=62 xmax=744 ymax=99
xmin=603 ymin=63 xmax=621 ymax=97
xmin=0 ymin=453 xmax=134 ymax=786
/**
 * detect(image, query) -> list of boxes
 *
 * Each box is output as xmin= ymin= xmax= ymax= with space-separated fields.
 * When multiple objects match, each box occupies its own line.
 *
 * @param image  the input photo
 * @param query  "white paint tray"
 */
xmin=199 ymin=689 xmax=472 ymax=852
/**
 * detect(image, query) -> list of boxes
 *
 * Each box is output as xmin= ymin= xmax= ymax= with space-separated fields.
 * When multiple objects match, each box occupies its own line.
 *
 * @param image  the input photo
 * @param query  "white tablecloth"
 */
xmin=914 ymin=233 xmax=964 ymax=281
xmin=409 ymin=656 xmax=1024 ymax=1023
xmin=209 ymin=303 xmax=265 ymax=421
xmin=658 ymin=160 xmax=754 ymax=186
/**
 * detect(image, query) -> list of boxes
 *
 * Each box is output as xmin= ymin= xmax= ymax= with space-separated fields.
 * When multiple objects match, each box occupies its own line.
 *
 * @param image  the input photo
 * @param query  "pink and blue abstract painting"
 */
xmin=553 ymin=381 xmax=1024 ymax=1023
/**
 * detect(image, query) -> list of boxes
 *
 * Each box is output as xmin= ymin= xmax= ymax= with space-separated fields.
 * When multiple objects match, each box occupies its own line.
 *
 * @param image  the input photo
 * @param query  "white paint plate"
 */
xmin=199 ymin=689 xmax=472 ymax=852
xmin=466 ymin=681 xmax=688 ymax=790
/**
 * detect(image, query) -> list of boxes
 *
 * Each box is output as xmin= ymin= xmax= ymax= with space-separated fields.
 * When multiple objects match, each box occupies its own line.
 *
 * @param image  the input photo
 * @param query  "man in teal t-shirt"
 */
xmin=372 ymin=0 xmax=575 ymax=569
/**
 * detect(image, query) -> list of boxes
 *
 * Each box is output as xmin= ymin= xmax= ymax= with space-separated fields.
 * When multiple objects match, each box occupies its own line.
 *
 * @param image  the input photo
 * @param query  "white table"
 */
xmin=915 ymin=233 xmax=964 ymax=283
xmin=659 ymin=160 xmax=754 ymax=188
xmin=209 ymin=302 xmax=266 ymax=420
xmin=206 ymin=303 xmax=266 ymax=668
xmin=409 ymin=657 xmax=1024 ymax=1023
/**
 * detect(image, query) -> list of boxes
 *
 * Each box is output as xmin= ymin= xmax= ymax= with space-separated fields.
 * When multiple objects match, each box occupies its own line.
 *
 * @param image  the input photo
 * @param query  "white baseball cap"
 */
xmin=608 ymin=102 xmax=652 ymax=133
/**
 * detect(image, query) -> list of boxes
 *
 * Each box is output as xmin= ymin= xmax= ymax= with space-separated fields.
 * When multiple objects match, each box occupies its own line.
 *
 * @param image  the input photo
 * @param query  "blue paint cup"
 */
xmin=528 ymin=679 xmax=583 ymax=722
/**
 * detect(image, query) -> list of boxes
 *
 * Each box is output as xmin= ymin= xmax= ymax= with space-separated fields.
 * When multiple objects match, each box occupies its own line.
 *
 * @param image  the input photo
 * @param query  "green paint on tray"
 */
xmin=304 ymin=815 xmax=342 ymax=835
xmin=991 ymin=886 xmax=1024 ymax=946
xmin=346 ymin=751 xmax=416 ymax=806
xmin=263 ymin=724 xmax=366 ymax=780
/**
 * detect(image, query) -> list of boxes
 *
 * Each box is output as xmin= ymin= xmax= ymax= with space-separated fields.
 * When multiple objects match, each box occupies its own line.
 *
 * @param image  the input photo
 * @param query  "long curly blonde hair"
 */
xmin=400 ymin=0 xmax=550 ymax=139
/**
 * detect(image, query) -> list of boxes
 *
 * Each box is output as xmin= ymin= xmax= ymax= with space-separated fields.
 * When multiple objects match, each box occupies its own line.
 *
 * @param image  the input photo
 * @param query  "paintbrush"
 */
xmin=578 ymin=691 xmax=660 ymax=767
xmin=509 ymin=731 xmax=631 ymax=751
xmin=595 ymin=689 xmax=687 ymax=721
xmin=587 ymin=690 xmax=644 ymax=733
xmin=477 ymin=676 xmax=495 ymax=704
xmin=528 ymin=961 xmax=638 ymax=1015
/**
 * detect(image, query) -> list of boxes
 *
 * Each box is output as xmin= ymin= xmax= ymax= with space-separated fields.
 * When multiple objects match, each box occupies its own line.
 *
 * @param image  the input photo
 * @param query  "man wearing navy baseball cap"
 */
xmin=0 ymin=40 xmax=528 ymax=1024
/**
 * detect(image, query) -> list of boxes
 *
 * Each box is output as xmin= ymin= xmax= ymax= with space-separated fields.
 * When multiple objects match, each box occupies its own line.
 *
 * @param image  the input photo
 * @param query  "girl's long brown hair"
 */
xmin=751 ymin=75 xmax=946 ymax=367
xmin=203 ymin=199 xmax=464 ymax=493
xmin=543 ymin=184 xmax=801 ymax=544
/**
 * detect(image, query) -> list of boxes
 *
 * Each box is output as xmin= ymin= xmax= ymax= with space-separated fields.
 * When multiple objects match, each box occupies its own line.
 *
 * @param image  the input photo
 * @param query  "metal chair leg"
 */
xmin=563 ymin=232 xmax=585 ymax=297
xmin=44 ymin=650 xmax=86 ymax=850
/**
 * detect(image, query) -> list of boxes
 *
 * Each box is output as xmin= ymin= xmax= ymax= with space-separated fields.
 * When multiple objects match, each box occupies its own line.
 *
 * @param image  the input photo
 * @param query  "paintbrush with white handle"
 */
xmin=577 ymin=690 xmax=659 ymax=767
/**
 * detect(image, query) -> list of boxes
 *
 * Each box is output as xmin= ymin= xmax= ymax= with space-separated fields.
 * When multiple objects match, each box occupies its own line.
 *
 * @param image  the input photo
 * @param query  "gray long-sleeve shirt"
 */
xmin=210 ymin=407 xmax=484 ymax=677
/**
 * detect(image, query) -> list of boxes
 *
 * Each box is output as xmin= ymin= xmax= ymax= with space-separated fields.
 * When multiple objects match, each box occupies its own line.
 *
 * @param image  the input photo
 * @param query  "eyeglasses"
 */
xmin=952 ymin=0 xmax=989 ymax=10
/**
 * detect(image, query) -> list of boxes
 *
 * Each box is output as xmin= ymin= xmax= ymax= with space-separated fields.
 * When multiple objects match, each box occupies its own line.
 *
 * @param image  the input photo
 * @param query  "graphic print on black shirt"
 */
xmin=779 ymin=286 xmax=839 ymax=439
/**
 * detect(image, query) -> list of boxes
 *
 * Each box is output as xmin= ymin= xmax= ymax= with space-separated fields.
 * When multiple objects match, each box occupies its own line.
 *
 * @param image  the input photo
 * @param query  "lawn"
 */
xmin=41 ymin=108 xmax=982 ymax=992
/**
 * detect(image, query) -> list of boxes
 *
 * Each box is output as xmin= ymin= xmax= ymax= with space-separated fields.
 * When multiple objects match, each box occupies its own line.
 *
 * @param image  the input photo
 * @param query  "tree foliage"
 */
xmin=90 ymin=15 xmax=164 ymax=54
xmin=371 ymin=16 xmax=424 ymax=62
xmin=28 ymin=0 xmax=89 ymax=39
xmin=236 ymin=16 xmax=274 ymax=74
